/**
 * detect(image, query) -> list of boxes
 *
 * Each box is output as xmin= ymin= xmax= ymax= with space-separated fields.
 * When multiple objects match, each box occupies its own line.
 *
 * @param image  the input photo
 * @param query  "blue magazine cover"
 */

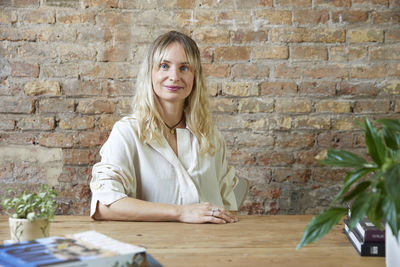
xmin=0 ymin=231 xmax=147 ymax=267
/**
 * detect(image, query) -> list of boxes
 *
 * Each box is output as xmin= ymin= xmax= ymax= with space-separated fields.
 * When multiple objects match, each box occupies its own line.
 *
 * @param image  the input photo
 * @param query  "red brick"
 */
xmin=217 ymin=11 xmax=251 ymax=25
xmin=291 ymin=46 xmax=328 ymax=61
xmin=340 ymin=82 xmax=377 ymax=96
xmin=298 ymin=82 xmax=336 ymax=96
xmin=370 ymin=46 xmax=400 ymax=60
xmin=0 ymin=132 xmax=36 ymax=145
xmin=77 ymin=131 xmax=109 ymax=147
xmin=0 ymin=97 xmax=34 ymax=113
xmin=0 ymin=10 xmax=17 ymax=24
xmin=253 ymin=45 xmax=289 ymax=59
xmin=10 ymin=61 xmax=39 ymax=77
xmin=193 ymin=28 xmax=230 ymax=44
xmin=313 ymin=168 xmax=348 ymax=182
xmin=236 ymin=0 xmax=273 ymax=8
xmin=231 ymin=30 xmax=268 ymax=43
xmin=257 ymin=152 xmax=295 ymax=166
xmin=261 ymin=82 xmax=297 ymax=96
xmin=354 ymin=99 xmax=391 ymax=113
xmin=222 ymin=82 xmax=258 ymax=97
xmin=348 ymin=29 xmax=384 ymax=43
xmin=77 ymin=99 xmax=115 ymax=114
xmin=98 ymin=45 xmax=132 ymax=62
xmin=227 ymin=149 xmax=256 ymax=166
xmin=63 ymin=149 xmax=96 ymax=165
xmin=353 ymin=0 xmax=389 ymax=5
xmin=38 ymin=132 xmax=74 ymax=148
xmin=203 ymin=63 xmax=230 ymax=78
xmin=39 ymin=26 xmax=76 ymax=42
xmin=56 ymin=10 xmax=95 ymax=24
xmin=41 ymin=63 xmax=80 ymax=78
xmin=81 ymin=63 xmax=135 ymax=79
xmin=293 ymin=10 xmax=329 ymax=24
xmin=274 ymin=168 xmax=311 ymax=183
xmin=332 ymin=11 xmax=368 ymax=23
xmin=371 ymin=11 xmax=400 ymax=23
xmin=274 ymin=64 xmax=303 ymax=78
xmin=294 ymin=116 xmax=331 ymax=129
xmin=0 ymin=27 xmax=36 ymax=41
xmin=276 ymin=133 xmax=315 ymax=148
xmin=59 ymin=116 xmax=95 ymax=130
xmin=330 ymin=46 xmax=367 ymax=62
xmin=317 ymin=132 xmax=353 ymax=148
xmin=254 ymin=10 xmax=292 ymax=25
xmin=18 ymin=43 xmax=58 ymax=61
xmin=351 ymin=65 xmax=386 ymax=79
xmin=199 ymin=46 xmax=213 ymax=63
xmin=315 ymin=100 xmax=351 ymax=113
xmin=276 ymin=0 xmax=311 ymax=6
xmin=97 ymin=10 xmax=133 ymax=26
xmin=296 ymin=150 xmax=321 ymax=165
xmin=386 ymin=28 xmax=400 ymax=42
xmin=215 ymin=46 xmax=250 ymax=61
xmin=231 ymin=63 xmax=269 ymax=79
xmin=77 ymin=26 xmax=112 ymax=43
xmin=332 ymin=117 xmax=359 ymax=130
xmin=82 ymin=0 xmax=118 ymax=8
xmin=62 ymin=80 xmax=102 ymax=96
xmin=238 ymin=97 xmax=274 ymax=113
xmin=388 ymin=63 xmax=400 ymax=77
xmin=17 ymin=116 xmax=55 ymax=130
xmin=97 ymin=115 xmax=119 ymax=131
xmin=209 ymin=97 xmax=236 ymax=113
xmin=305 ymin=64 xmax=348 ymax=79
xmin=315 ymin=0 xmax=351 ymax=7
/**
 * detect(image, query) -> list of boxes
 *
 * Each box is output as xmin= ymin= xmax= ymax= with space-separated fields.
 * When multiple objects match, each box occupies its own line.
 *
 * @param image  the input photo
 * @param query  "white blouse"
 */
xmin=90 ymin=116 xmax=238 ymax=217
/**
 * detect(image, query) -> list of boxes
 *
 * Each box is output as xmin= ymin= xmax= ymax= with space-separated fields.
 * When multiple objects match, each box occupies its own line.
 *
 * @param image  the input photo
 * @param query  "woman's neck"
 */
xmin=158 ymin=101 xmax=185 ymax=127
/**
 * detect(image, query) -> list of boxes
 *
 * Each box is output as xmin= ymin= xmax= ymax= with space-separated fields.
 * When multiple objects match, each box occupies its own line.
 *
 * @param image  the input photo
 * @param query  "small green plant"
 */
xmin=1 ymin=184 xmax=58 ymax=222
xmin=297 ymin=118 xmax=400 ymax=249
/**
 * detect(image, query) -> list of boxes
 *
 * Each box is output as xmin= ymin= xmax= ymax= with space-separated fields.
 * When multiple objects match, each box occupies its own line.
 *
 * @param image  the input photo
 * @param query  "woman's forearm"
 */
xmin=93 ymin=197 xmax=181 ymax=222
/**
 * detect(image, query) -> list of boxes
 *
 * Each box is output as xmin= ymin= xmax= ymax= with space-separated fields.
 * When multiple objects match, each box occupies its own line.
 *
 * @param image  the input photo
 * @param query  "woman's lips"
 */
xmin=165 ymin=86 xmax=182 ymax=91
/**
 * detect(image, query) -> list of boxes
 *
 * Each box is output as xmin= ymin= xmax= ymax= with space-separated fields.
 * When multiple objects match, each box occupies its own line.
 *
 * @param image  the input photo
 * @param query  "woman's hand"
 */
xmin=178 ymin=202 xmax=238 ymax=224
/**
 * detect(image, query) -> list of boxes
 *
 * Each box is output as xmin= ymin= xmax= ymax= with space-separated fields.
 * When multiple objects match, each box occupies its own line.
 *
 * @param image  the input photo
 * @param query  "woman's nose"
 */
xmin=169 ymin=67 xmax=179 ymax=81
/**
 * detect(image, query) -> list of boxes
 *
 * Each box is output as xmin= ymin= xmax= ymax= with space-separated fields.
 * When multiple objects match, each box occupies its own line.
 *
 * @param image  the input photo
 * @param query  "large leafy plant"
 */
xmin=1 ymin=184 xmax=58 ymax=222
xmin=297 ymin=118 xmax=400 ymax=249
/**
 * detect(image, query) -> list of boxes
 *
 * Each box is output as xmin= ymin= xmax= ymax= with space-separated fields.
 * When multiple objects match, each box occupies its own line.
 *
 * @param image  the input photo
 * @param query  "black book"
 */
xmin=344 ymin=219 xmax=385 ymax=257
xmin=355 ymin=217 xmax=385 ymax=243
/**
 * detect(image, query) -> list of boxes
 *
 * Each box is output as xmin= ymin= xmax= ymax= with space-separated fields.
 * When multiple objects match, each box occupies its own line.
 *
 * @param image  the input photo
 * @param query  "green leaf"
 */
xmin=321 ymin=149 xmax=367 ymax=168
xmin=349 ymin=193 xmax=373 ymax=229
xmin=377 ymin=118 xmax=400 ymax=132
xmin=342 ymin=181 xmax=371 ymax=203
xmin=384 ymin=164 xmax=400 ymax=216
xmin=297 ymin=207 xmax=347 ymax=249
xmin=381 ymin=127 xmax=400 ymax=150
xmin=364 ymin=118 xmax=386 ymax=167
xmin=330 ymin=168 xmax=374 ymax=205
xmin=366 ymin=193 xmax=384 ymax=230
xmin=382 ymin=196 xmax=400 ymax=241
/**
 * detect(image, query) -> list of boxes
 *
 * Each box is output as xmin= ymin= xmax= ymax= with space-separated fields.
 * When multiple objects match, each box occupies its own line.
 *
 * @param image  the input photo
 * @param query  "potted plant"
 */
xmin=1 ymin=184 xmax=58 ymax=242
xmin=297 ymin=118 xmax=400 ymax=266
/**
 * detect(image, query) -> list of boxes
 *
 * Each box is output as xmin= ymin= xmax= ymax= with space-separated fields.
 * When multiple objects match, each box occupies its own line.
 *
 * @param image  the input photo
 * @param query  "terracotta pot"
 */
xmin=9 ymin=217 xmax=50 ymax=242
xmin=386 ymin=223 xmax=400 ymax=267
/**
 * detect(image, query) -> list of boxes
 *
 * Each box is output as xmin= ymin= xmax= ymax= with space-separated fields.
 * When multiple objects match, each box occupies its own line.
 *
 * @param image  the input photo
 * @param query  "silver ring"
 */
xmin=211 ymin=207 xmax=218 ymax=216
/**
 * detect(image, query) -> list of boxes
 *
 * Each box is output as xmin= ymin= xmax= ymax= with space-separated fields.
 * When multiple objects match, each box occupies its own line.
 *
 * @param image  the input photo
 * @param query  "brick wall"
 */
xmin=0 ymin=0 xmax=399 ymax=215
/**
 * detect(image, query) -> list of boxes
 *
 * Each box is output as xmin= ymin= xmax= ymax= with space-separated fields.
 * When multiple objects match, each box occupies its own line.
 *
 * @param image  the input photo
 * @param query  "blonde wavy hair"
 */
xmin=132 ymin=31 xmax=216 ymax=155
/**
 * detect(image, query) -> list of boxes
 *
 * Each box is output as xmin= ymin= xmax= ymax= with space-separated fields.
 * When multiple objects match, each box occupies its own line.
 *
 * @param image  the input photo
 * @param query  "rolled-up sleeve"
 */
xmin=90 ymin=121 xmax=137 ymax=217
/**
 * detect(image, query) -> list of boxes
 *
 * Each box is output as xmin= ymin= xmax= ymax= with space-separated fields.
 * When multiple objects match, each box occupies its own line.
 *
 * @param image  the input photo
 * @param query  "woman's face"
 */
xmin=152 ymin=42 xmax=194 ymax=109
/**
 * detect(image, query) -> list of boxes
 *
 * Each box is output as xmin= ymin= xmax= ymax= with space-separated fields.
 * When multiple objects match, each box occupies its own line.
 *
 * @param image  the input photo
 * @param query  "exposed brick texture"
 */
xmin=0 ymin=0 xmax=399 ymax=216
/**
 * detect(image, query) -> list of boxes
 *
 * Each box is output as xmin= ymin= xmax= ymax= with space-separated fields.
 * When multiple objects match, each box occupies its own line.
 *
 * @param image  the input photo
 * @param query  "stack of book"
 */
xmin=343 ymin=217 xmax=385 ymax=257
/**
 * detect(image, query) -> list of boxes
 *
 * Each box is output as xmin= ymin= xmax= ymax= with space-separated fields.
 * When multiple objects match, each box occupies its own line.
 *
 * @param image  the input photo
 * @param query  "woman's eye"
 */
xmin=180 ymin=66 xmax=189 ymax=71
xmin=160 ymin=63 xmax=168 ymax=70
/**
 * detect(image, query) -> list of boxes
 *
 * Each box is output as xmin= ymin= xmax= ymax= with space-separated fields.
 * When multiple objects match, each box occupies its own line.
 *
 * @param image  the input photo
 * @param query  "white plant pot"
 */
xmin=386 ymin=223 xmax=400 ymax=267
xmin=9 ymin=217 xmax=50 ymax=242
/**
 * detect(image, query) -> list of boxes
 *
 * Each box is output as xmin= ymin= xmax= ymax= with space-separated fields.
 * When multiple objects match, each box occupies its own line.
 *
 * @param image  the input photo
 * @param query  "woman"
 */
xmin=90 ymin=31 xmax=238 ymax=224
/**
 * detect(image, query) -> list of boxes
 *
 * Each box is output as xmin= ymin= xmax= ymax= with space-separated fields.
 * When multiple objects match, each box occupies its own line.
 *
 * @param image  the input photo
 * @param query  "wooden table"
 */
xmin=0 ymin=215 xmax=385 ymax=267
